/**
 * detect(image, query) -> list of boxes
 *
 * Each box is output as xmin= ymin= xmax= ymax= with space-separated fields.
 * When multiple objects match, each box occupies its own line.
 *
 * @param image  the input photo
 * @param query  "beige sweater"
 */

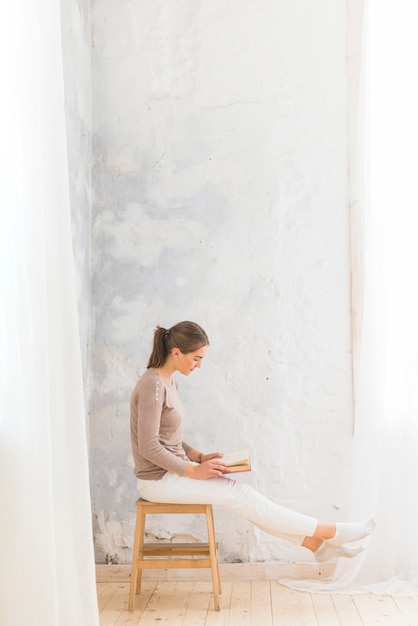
xmin=130 ymin=368 xmax=192 ymax=480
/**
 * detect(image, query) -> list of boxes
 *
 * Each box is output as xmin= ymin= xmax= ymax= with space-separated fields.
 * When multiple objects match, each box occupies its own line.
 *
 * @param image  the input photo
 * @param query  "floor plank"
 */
xmin=227 ymin=581 xmax=252 ymax=626
xmin=100 ymin=584 xmax=130 ymax=626
xmin=271 ymin=583 xmax=318 ymax=625
xmin=138 ymin=582 xmax=192 ymax=625
xmin=331 ymin=594 xmax=363 ymax=626
xmin=181 ymin=581 xmax=211 ymax=625
xmin=98 ymin=582 xmax=120 ymax=613
xmin=394 ymin=596 xmax=418 ymax=626
xmin=114 ymin=582 xmax=157 ymax=625
xmin=250 ymin=581 xmax=273 ymax=626
xmin=353 ymin=594 xmax=409 ymax=625
xmin=311 ymin=594 xmax=339 ymax=626
xmin=96 ymin=581 xmax=418 ymax=626
xmin=204 ymin=581 xmax=233 ymax=626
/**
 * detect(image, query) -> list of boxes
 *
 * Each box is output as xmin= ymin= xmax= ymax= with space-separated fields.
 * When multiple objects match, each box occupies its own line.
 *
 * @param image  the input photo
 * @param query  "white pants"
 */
xmin=137 ymin=472 xmax=318 ymax=546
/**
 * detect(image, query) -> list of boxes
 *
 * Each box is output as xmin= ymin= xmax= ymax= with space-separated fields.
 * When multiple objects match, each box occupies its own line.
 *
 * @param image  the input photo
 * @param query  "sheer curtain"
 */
xmin=334 ymin=0 xmax=418 ymax=594
xmin=0 ymin=1 xmax=99 ymax=624
xmin=281 ymin=0 xmax=418 ymax=595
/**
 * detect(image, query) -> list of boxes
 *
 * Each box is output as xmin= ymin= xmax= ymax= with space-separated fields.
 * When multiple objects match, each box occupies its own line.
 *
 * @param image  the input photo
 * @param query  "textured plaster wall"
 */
xmin=90 ymin=0 xmax=355 ymax=565
xmin=61 ymin=0 xmax=92 ymax=390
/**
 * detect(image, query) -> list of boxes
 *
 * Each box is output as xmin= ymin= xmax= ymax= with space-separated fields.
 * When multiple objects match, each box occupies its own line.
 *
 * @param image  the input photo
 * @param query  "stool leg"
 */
xmin=128 ymin=505 xmax=145 ymax=611
xmin=136 ymin=510 xmax=146 ymax=595
xmin=206 ymin=505 xmax=221 ymax=611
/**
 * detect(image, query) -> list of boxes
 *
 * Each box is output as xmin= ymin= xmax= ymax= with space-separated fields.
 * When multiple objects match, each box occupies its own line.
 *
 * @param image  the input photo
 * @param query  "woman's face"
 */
xmin=174 ymin=344 xmax=208 ymax=375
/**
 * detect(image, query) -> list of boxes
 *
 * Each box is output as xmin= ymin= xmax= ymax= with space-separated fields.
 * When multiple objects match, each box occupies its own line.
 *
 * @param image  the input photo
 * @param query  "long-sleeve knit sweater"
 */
xmin=130 ymin=368 xmax=192 ymax=480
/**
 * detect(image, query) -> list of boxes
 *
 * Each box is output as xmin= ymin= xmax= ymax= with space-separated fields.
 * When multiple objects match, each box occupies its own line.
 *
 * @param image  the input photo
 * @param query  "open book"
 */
xmin=222 ymin=450 xmax=251 ymax=473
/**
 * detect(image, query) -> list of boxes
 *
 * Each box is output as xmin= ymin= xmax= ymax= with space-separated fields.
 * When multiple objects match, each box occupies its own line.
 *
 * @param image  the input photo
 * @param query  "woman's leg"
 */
xmin=138 ymin=473 xmax=317 ymax=544
xmin=137 ymin=473 xmax=374 ymax=560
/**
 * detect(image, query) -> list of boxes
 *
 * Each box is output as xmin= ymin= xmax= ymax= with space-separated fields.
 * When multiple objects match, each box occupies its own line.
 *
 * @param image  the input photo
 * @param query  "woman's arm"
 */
xmin=185 ymin=447 xmax=204 ymax=463
xmin=185 ymin=447 xmax=225 ymax=464
xmin=135 ymin=373 xmax=228 ymax=479
xmin=182 ymin=448 xmax=228 ymax=479
xmin=135 ymin=378 xmax=189 ymax=475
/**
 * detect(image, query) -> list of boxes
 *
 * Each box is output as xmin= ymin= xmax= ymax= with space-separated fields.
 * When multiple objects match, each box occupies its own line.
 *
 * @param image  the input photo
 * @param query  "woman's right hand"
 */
xmin=183 ymin=458 xmax=228 ymax=479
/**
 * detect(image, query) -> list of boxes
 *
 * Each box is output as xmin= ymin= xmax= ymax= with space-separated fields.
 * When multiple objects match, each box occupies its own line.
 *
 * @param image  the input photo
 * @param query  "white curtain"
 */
xmin=282 ymin=0 xmax=418 ymax=594
xmin=0 ymin=1 xmax=99 ymax=624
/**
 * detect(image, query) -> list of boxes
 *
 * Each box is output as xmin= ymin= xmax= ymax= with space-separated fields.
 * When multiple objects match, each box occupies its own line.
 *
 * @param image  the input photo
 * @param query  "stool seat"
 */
xmin=128 ymin=499 xmax=221 ymax=611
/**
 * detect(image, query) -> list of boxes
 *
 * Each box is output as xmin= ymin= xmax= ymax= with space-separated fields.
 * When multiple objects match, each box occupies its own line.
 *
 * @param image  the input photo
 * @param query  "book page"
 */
xmin=222 ymin=450 xmax=249 ymax=466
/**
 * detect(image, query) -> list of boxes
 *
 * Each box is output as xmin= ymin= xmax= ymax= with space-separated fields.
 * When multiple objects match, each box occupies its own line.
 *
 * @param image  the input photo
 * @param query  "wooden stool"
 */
xmin=128 ymin=500 xmax=221 ymax=611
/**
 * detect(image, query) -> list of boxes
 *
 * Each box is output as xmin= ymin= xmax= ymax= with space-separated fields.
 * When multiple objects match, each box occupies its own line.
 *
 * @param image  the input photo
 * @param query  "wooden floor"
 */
xmin=97 ymin=580 xmax=418 ymax=625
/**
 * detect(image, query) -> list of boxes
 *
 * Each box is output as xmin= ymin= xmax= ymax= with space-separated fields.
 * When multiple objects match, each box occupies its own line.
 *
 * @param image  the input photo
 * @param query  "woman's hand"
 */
xmin=183 ymin=455 xmax=228 ymax=479
xmin=201 ymin=452 xmax=224 ymax=463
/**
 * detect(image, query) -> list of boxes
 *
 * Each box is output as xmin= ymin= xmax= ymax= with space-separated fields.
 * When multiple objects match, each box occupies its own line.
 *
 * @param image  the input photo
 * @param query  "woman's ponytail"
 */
xmin=146 ymin=321 xmax=209 ymax=368
xmin=146 ymin=326 xmax=169 ymax=368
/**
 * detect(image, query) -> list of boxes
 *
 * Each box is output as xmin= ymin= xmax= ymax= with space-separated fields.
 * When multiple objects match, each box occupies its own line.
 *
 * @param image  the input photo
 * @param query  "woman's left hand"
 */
xmin=201 ymin=452 xmax=224 ymax=463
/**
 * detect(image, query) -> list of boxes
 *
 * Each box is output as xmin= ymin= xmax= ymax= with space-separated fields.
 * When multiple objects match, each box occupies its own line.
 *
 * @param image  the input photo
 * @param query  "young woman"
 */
xmin=130 ymin=321 xmax=375 ymax=562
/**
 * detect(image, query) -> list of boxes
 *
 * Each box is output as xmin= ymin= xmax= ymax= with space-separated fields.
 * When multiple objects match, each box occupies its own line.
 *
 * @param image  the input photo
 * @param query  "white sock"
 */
xmin=314 ymin=542 xmax=364 ymax=563
xmin=327 ymin=519 xmax=375 ymax=547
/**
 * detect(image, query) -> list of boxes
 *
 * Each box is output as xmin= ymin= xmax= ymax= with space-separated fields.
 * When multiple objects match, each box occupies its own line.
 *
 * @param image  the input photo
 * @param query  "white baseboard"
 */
xmin=96 ymin=561 xmax=335 ymax=583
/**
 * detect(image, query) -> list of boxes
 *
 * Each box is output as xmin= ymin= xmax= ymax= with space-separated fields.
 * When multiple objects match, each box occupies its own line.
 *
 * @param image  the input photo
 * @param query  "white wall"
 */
xmin=89 ymin=0 xmax=356 ymax=565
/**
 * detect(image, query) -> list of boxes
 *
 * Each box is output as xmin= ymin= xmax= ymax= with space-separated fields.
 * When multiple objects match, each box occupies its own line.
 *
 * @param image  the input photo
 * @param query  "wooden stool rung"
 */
xmin=137 ymin=558 xmax=213 ymax=569
xmin=142 ymin=541 xmax=216 ymax=555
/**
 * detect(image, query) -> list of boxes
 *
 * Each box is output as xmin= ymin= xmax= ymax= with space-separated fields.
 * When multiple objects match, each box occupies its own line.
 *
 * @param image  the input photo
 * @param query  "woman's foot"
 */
xmin=327 ymin=519 xmax=376 ymax=547
xmin=314 ymin=541 xmax=364 ymax=562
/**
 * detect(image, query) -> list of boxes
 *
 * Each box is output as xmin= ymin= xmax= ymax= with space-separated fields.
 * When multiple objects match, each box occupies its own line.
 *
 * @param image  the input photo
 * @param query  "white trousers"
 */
xmin=137 ymin=472 xmax=318 ymax=546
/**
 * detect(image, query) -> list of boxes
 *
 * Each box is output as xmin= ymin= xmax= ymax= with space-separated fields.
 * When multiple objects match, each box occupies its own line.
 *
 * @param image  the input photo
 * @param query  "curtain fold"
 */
xmin=0 ymin=1 xmax=99 ymax=624
xmin=281 ymin=0 xmax=418 ymax=595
